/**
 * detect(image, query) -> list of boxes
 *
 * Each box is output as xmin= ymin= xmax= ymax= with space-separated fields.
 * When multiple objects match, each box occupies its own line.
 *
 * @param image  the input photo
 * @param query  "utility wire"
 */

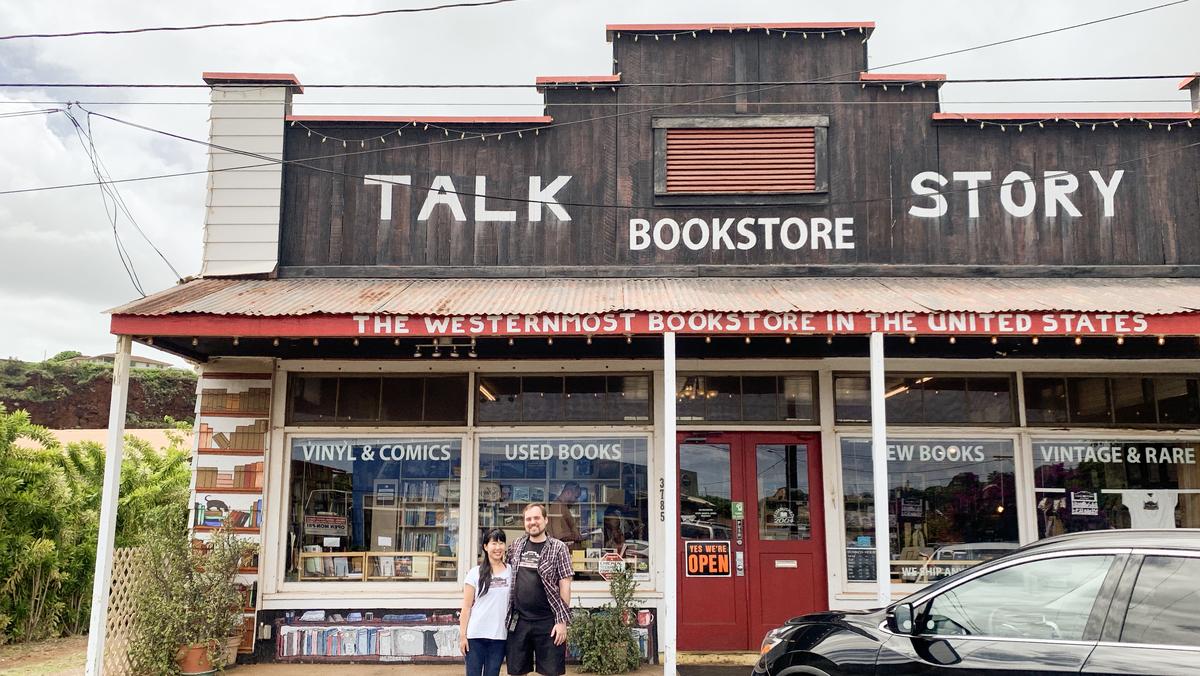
xmin=0 ymin=74 xmax=1194 ymax=89
xmin=0 ymin=0 xmax=524 ymax=41
xmin=74 ymin=106 xmax=1200 ymax=214
xmin=2 ymin=2 xmax=1194 ymax=198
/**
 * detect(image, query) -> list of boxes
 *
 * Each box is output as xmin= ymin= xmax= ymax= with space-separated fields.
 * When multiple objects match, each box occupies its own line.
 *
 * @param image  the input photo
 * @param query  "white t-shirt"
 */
xmin=1109 ymin=490 xmax=1179 ymax=530
xmin=464 ymin=564 xmax=511 ymax=640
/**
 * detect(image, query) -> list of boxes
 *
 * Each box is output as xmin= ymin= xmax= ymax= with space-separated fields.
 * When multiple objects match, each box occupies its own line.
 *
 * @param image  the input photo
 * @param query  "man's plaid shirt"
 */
xmin=506 ymin=535 xmax=573 ymax=626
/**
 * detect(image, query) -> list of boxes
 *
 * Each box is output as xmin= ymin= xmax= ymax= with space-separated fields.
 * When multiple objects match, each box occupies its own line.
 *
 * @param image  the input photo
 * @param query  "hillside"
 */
xmin=0 ymin=357 xmax=198 ymax=428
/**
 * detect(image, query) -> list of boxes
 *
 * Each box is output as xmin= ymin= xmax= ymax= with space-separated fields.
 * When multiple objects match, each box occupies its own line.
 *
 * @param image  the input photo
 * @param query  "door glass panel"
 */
xmin=679 ymin=444 xmax=733 ymax=541
xmin=1120 ymin=556 xmax=1200 ymax=646
xmin=922 ymin=555 xmax=1113 ymax=640
xmin=756 ymin=444 xmax=810 ymax=540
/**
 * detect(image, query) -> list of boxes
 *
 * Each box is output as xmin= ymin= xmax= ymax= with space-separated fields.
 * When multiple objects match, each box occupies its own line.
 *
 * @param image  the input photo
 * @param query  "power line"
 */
xmin=0 ymin=74 xmax=1194 ymax=89
xmin=2 ymin=1 xmax=1193 ymax=198
xmin=0 ymin=0 xmax=524 ymax=41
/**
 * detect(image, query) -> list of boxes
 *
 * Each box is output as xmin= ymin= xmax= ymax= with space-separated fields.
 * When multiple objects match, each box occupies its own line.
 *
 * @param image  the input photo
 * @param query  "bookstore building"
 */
xmin=102 ymin=22 xmax=1200 ymax=662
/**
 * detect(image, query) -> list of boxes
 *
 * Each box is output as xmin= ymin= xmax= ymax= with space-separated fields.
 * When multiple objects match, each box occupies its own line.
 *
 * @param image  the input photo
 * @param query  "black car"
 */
xmin=754 ymin=529 xmax=1200 ymax=675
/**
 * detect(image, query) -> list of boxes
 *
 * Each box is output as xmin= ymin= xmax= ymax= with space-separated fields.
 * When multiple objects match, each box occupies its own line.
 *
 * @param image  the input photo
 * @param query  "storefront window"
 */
xmin=676 ymin=374 xmax=816 ymax=422
xmin=477 ymin=436 xmax=650 ymax=581
xmin=1024 ymin=375 xmax=1200 ymax=426
xmin=288 ymin=375 xmax=468 ymax=425
xmin=476 ymin=375 xmax=650 ymax=423
xmin=834 ymin=374 xmax=1014 ymax=424
xmin=286 ymin=437 xmax=462 ymax=583
xmin=841 ymin=438 xmax=1018 ymax=584
xmin=1033 ymin=439 xmax=1200 ymax=537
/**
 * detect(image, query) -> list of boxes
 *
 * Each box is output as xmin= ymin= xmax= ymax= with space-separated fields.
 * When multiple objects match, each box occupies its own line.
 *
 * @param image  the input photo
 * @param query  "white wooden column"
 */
xmin=85 ymin=335 xmax=132 ymax=676
xmin=869 ymin=332 xmax=891 ymax=606
xmin=662 ymin=332 xmax=678 ymax=674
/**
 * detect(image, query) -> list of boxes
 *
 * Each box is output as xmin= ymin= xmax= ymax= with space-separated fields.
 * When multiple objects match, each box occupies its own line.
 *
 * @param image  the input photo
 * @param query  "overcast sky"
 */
xmin=0 ymin=0 xmax=1195 ymax=367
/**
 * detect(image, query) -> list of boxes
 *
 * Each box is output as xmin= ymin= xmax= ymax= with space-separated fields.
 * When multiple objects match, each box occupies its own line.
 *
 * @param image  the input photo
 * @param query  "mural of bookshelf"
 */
xmin=191 ymin=369 xmax=273 ymax=655
xmin=276 ymin=619 xmax=461 ymax=661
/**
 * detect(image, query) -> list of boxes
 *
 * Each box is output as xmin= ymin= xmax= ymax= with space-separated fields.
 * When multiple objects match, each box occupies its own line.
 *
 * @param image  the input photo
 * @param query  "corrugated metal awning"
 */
xmin=110 ymin=276 xmax=1200 ymax=318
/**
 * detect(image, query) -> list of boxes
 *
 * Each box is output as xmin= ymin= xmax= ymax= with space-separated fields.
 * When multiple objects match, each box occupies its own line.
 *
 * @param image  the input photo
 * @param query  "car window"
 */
xmin=921 ymin=555 xmax=1113 ymax=640
xmin=1120 ymin=556 xmax=1200 ymax=647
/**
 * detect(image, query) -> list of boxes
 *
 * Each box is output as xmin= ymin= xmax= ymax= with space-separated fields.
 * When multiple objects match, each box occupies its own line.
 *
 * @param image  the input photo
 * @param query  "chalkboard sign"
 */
xmin=846 ymin=547 xmax=876 ymax=582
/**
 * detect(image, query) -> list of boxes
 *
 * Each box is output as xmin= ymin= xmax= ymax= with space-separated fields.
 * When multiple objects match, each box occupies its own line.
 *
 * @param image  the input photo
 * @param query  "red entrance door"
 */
xmin=676 ymin=432 xmax=827 ymax=651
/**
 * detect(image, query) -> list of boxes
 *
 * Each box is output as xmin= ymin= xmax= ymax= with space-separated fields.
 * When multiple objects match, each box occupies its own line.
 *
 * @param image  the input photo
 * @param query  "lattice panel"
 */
xmin=102 ymin=547 xmax=144 ymax=676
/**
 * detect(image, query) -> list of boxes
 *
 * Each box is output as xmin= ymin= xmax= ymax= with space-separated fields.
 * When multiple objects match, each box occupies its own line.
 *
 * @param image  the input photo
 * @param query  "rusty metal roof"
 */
xmin=108 ymin=277 xmax=1200 ymax=317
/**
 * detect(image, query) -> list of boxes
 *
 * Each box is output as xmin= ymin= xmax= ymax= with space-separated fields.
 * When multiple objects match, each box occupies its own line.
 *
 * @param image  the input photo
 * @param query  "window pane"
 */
xmin=676 ymin=376 xmax=706 ymax=421
xmin=285 ymin=437 xmax=462 ymax=583
xmin=834 ymin=376 xmax=870 ymax=423
xmin=423 ymin=376 xmax=468 ymax=423
xmin=1120 ymin=556 xmax=1200 ymax=646
xmin=885 ymin=377 xmax=924 ymax=423
xmin=1112 ymin=378 xmax=1154 ymax=424
xmin=1032 ymin=439 xmax=1200 ymax=536
xmin=1024 ymin=377 xmax=1068 ymax=424
xmin=379 ymin=377 xmax=423 ymax=422
xmin=476 ymin=377 xmax=520 ymax=422
xmin=291 ymin=376 xmax=338 ymax=423
xmin=1069 ymin=377 xmax=1112 ymax=423
xmin=608 ymin=376 xmax=650 ymax=422
xmin=757 ymin=444 xmax=810 ymax=540
xmin=841 ymin=438 xmax=1019 ymax=584
xmin=923 ymin=556 xmax=1112 ymax=639
xmin=968 ymin=377 xmax=1014 ymax=424
xmin=680 ymin=443 xmax=733 ymax=541
xmin=336 ymin=378 xmax=381 ymax=422
xmin=564 ymin=376 xmax=607 ymax=421
xmin=1155 ymin=377 xmax=1200 ymax=425
xmin=704 ymin=376 xmax=742 ymax=421
xmin=521 ymin=377 xmax=564 ymax=421
xmin=741 ymin=376 xmax=779 ymax=421
xmin=781 ymin=376 xmax=816 ymax=422
xmin=922 ymin=377 xmax=968 ymax=424
xmin=477 ymin=436 xmax=650 ymax=581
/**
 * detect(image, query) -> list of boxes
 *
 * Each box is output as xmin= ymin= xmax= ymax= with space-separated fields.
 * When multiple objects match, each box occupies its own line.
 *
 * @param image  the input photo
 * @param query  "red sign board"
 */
xmin=598 ymin=552 xmax=625 ymax=581
xmin=111 ymin=310 xmax=1200 ymax=339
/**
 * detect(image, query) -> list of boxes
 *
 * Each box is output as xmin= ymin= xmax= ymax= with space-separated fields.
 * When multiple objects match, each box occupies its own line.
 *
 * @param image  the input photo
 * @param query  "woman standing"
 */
xmin=460 ymin=529 xmax=511 ymax=676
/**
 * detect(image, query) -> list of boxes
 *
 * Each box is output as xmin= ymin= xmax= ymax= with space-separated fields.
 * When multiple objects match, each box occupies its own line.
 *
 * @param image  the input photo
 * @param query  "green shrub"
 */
xmin=568 ymin=568 xmax=642 ymax=674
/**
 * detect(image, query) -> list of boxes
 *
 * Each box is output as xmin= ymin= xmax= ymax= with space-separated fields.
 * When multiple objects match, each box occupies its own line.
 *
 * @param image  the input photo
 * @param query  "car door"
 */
xmin=1082 ymin=551 xmax=1200 ymax=675
xmin=878 ymin=551 xmax=1126 ymax=674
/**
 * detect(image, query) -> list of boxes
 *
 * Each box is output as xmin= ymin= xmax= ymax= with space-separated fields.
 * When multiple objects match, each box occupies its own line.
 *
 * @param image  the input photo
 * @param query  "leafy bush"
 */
xmin=0 ymin=407 xmax=192 ymax=644
xmin=128 ymin=524 xmax=254 ymax=674
xmin=568 ymin=568 xmax=642 ymax=674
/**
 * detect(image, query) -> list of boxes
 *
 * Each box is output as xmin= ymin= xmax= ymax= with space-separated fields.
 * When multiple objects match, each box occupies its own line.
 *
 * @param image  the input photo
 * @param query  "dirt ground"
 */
xmin=0 ymin=635 xmax=86 ymax=676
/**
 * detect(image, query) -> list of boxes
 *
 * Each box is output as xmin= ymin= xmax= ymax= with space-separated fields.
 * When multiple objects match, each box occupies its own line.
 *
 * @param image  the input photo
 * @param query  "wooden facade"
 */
xmin=276 ymin=28 xmax=1200 ymax=276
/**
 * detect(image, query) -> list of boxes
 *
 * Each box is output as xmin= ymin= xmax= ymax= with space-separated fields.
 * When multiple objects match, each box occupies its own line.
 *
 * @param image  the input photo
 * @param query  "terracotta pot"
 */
xmin=222 ymin=633 xmax=242 ymax=667
xmin=176 ymin=642 xmax=217 ymax=675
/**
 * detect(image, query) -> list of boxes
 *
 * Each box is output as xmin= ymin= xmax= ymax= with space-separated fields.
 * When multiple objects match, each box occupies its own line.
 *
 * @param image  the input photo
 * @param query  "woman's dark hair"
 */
xmin=476 ymin=528 xmax=507 ymax=597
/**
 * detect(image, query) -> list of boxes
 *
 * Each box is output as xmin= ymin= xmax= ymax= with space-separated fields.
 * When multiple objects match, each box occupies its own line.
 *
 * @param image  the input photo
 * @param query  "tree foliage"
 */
xmin=0 ymin=407 xmax=193 ymax=644
xmin=568 ymin=568 xmax=643 ymax=674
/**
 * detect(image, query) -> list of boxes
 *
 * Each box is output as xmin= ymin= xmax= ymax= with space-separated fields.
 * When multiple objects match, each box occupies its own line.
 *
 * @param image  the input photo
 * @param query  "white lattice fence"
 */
xmin=102 ymin=547 xmax=143 ymax=676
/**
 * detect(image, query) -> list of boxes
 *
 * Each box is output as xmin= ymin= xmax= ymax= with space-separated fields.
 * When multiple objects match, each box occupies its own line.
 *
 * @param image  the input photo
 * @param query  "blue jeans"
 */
xmin=465 ymin=637 xmax=506 ymax=676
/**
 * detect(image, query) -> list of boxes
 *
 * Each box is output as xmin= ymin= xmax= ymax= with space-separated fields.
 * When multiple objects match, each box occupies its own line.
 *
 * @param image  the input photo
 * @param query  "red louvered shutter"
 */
xmin=665 ymin=127 xmax=817 ymax=193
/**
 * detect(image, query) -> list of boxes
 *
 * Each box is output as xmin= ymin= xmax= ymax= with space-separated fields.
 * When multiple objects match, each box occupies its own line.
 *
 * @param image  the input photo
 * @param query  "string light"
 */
xmin=232 ymin=337 xmax=239 ymax=346
xmin=393 ymin=338 xmax=400 ymax=346
xmin=704 ymin=335 xmax=711 ymax=344
xmin=826 ymin=335 xmax=833 ymax=345
xmin=272 ymin=338 xmax=280 ymax=347
xmin=626 ymin=335 xmax=633 ymax=344
xmin=312 ymin=338 xmax=319 ymax=346
xmin=1158 ymin=335 xmax=1166 ymax=346
xmin=1116 ymin=335 xmax=1125 ymax=345
xmin=1031 ymin=336 xmax=1039 ymax=345
xmin=744 ymin=336 xmax=751 ymax=344
xmin=191 ymin=337 xmax=198 ymax=346
xmin=949 ymin=336 xmax=957 ymax=344
xmin=508 ymin=337 xmax=514 ymax=346
xmin=547 ymin=336 xmax=554 ymax=345
xmin=784 ymin=335 xmax=792 ymax=345
xmin=352 ymin=337 xmax=359 ymax=346
xmin=586 ymin=335 xmax=592 ymax=345
xmin=1074 ymin=336 xmax=1082 ymax=346
xmin=990 ymin=336 xmax=998 ymax=345
xmin=909 ymin=335 xmax=916 ymax=344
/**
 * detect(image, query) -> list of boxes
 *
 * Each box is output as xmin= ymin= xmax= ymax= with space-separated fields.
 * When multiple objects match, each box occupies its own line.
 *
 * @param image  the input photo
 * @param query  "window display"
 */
xmin=1033 ymin=439 xmax=1200 ymax=537
xmin=477 ymin=436 xmax=650 ymax=581
xmin=286 ymin=437 xmax=462 ymax=583
xmin=841 ymin=437 xmax=1018 ymax=584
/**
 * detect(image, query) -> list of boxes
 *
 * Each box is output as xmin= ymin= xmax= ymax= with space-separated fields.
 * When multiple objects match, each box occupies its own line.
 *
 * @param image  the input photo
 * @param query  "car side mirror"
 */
xmin=891 ymin=602 xmax=916 ymax=635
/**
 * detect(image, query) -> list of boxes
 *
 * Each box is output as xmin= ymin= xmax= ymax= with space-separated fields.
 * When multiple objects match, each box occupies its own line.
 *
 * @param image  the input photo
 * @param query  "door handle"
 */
xmin=735 ymin=550 xmax=745 ymax=576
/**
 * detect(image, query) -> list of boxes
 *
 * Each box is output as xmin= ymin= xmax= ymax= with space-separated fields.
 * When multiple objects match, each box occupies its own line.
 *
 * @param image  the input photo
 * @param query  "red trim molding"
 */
xmin=285 ymin=114 xmax=552 ymax=125
xmin=112 ymin=311 xmax=1200 ymax=339
xmin=933 ymin=112 xmax=1200 ymax=122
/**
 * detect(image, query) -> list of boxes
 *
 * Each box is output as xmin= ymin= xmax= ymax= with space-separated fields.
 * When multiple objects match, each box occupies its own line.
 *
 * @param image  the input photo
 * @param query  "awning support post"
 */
xmin=662 ymin=331 xmax=678 ymax=674
xmin=869 ymin=332 xmax=891 ymax=606
xmin=85 ymin=335 xmax=132 ymax=676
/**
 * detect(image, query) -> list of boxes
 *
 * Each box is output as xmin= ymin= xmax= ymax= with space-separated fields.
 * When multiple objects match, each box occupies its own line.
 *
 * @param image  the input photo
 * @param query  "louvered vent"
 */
xmin=665 ymin=127 xmax=817 ymax=193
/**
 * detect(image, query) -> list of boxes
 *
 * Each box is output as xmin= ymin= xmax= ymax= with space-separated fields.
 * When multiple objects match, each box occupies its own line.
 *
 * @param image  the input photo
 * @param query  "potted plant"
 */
xmin=129 ymin=520 xmax=256 ymax=674
xmin=568 ymin=568 xmax=642 ymax=674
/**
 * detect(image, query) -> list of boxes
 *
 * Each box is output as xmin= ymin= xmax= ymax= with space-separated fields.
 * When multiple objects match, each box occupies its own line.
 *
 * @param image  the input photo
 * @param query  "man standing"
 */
xmin=507 ymin=503 xmax=573 ymax=676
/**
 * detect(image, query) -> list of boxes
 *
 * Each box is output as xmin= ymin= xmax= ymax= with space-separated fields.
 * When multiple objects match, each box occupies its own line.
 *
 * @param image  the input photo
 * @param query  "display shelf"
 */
xmin=299 ymin=551 xmax=447 ymax=582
